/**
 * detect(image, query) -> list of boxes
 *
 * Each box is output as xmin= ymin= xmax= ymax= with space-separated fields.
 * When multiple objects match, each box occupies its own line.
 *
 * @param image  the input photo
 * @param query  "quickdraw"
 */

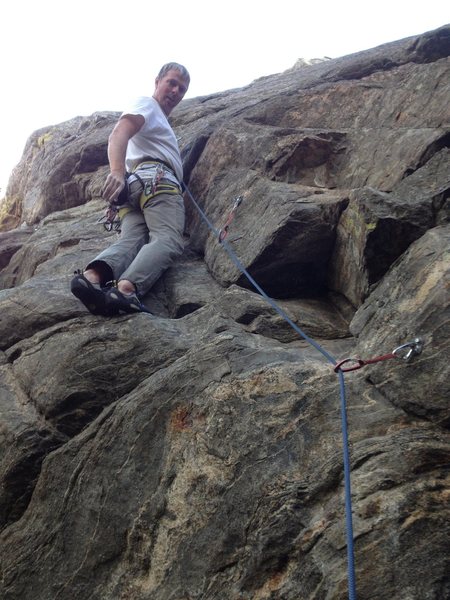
xmin=334 ymin=338 xmax=424 ymax=373
xmin=218 ymin=196 xmax=243 ymax=242
xmin=97 ymin=204 xmax=121 ymax=232
xmin=143 ymin=163 xmax=165 ymax=198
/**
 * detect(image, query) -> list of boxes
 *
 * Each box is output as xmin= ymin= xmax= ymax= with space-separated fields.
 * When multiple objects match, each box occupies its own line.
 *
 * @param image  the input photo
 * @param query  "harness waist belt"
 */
xmin=134 ymin=157 xmax=178 ymax=178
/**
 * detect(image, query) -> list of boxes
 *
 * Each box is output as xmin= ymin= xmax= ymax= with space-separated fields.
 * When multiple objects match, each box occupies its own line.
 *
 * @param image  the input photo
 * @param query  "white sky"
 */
xmin=0 ymin=0 xmax=448 ymax=195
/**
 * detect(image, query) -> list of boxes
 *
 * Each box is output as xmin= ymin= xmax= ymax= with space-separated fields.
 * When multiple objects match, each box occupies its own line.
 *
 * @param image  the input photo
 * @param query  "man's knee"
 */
xmin=161 ymin=233 xmax=184 ymax=258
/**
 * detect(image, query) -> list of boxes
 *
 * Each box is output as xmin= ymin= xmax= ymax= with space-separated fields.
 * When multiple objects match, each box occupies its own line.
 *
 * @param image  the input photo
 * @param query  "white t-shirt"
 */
xmin=122 ymin=96 xmax=183 ymax=182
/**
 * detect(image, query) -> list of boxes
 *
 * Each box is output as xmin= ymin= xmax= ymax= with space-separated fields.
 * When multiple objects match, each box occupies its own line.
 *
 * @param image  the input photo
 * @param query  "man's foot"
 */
xmin=70 ymin=273 xmax=108 ymax=315
xmin=104 ymin=287 xmax=151 ymax=315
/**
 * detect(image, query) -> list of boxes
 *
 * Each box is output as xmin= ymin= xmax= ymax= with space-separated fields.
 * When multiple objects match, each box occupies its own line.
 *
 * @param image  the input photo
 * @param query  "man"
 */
xmin=71 ymin=62 xmax=190 ymax=316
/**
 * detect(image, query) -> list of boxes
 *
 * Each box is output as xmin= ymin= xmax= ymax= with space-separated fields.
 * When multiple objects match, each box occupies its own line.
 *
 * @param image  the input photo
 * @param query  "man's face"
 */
xmin=153 ymin=69 xmax=189 ymax=116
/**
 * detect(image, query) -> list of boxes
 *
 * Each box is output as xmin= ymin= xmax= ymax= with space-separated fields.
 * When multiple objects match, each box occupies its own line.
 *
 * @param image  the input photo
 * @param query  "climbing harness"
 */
xmin=334 ymin=338 xmax=423 ymax=373
xmin=98 ymin=162 xmax=182 ymax=229
xmin=183 ymin=184 xmax=425 ymax=600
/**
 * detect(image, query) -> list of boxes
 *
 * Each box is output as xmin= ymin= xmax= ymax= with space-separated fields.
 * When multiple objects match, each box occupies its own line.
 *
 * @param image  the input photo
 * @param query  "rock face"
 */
xmin=0 ymin=26 xmax=449 ymax=600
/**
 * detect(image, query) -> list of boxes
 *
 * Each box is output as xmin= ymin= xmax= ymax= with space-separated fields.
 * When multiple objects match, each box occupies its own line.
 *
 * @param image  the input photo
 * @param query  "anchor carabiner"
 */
xmin=392 ymin=338 xmax=423 ymax=361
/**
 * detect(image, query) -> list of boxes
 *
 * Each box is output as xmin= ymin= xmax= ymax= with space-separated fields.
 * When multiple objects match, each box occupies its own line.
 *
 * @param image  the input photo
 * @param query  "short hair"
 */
xmin=157 ymin=62 xmax=190 ymax=83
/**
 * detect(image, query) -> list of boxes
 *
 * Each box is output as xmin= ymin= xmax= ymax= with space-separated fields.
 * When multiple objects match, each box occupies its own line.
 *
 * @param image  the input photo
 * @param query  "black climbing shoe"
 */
xmin=104 ymin=287 xmax=151 ymax=315
xmin=70 ymin=273 xmax=108 ymax=316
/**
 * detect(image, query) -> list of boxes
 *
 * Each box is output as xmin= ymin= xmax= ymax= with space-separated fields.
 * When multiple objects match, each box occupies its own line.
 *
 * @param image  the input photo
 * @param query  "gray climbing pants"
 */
xmin=89 ymin=191 xmax=185 ymax=296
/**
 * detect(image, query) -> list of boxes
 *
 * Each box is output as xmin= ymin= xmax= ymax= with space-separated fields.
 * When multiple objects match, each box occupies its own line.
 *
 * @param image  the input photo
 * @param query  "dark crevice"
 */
xmin=181 ymin=134 xmax=211 ymax=185
xmin=235 ymin=311 xmax=262 ymax=326
xmin=352 ymin=450 xmax=384 ymax=471
xmin=364 ymin=218 xmax=426 ymax=285
xmin=0 ymin=431 xmax=66 ymax=530
xmin=7 ymin=348 xmax=22 ymax=363
xmin=174 ymin=302 xmax=203 ymax=318
xmin=47 ymin=391 xmax=114 ymax=438
xmin=238 ymin=262 xmax=329 ymax=300
xmin=402 ymin=131 xmax=450 ymax=179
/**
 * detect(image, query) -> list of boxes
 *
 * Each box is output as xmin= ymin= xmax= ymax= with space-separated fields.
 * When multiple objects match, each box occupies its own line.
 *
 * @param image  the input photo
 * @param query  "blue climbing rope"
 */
xmin=184 ymin=185 xmax=357 ymax=600
xmin=338 ymin=369 xmax=357 ymax=600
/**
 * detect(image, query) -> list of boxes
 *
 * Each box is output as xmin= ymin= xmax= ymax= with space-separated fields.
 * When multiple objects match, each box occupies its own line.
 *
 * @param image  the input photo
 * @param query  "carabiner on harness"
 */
xmin=143 ymin=163 xmax=165 ymax=197
xmin=97 ymin=204 xmax=121 ymax=232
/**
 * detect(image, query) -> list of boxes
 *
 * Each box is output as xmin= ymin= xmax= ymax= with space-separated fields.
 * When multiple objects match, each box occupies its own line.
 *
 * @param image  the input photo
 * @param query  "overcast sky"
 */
xmin=0 ymin=0 xmax=448 ymax=195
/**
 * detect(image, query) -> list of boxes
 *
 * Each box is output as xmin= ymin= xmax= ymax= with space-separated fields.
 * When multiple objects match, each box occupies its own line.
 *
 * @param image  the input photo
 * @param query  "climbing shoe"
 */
xmin=70 ymin=272 xmax=108 ymax=316
xmin=104 ymin=287 xmax=151 ymax=315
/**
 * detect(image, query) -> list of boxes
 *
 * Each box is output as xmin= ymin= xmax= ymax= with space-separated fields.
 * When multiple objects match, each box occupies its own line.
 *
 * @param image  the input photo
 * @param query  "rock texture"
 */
xmin=0 ymin=25 xmax=449 ymax=600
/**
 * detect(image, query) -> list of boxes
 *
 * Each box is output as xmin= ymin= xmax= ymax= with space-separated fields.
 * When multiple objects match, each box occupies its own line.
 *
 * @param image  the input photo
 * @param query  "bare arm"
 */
xmin=102 ymin=114 xmax=145 ymax=203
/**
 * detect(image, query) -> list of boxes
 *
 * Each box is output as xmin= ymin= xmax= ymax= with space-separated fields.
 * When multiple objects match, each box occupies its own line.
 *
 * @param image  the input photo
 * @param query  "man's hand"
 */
xmin=102 ymin=171 xmax=125 ymax=204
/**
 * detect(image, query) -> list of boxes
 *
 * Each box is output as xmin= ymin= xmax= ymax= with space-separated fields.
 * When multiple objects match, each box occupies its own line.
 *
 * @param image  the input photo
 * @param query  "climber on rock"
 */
xmin=71 ymin=62 xmax=190 ymax=316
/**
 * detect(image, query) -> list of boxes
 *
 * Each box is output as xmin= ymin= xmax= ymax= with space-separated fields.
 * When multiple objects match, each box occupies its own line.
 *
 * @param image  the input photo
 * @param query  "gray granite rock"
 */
xmin=0 ymin=25 xmax=449 ymax=600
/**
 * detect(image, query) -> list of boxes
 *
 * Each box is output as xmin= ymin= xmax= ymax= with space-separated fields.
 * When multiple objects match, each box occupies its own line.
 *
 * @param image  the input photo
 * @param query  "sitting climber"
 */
xmin=71 ymin=62 xmax=190 ymax=316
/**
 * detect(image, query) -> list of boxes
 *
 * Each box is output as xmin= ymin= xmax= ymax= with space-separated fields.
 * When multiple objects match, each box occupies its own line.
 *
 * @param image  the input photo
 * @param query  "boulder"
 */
xmin=2 ymin=113 xmax=117 ymax=226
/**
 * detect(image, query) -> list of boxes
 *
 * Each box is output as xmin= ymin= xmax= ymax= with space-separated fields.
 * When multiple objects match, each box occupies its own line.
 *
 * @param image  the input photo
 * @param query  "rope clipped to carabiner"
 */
xmin=334 ymin=338 xmax=424 ymax=373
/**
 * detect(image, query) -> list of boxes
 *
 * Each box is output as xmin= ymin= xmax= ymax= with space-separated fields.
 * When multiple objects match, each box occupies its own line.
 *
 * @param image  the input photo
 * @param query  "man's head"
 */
xmin=153 ymin=62 xmax=190 ymax=116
